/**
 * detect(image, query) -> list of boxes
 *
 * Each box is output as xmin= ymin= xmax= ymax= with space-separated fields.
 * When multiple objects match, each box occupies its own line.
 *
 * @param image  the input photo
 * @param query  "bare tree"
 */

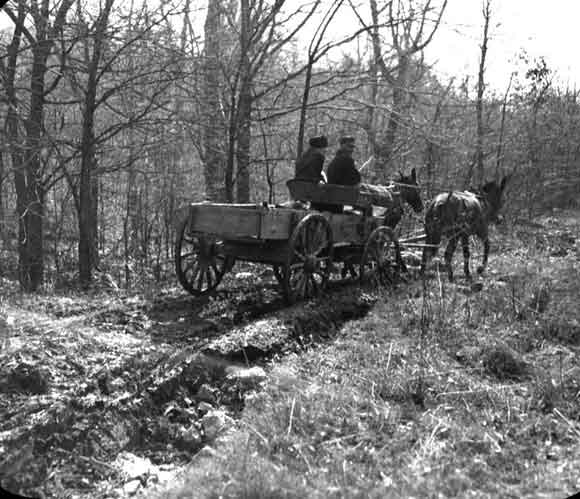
xmin=495 ymin=71 xmax=513 ymax=180
xmin=295 ymin=0 xmax=336 ymax=158
xmin=523 ymin=57 xmax=552 ymax=216
xmin=474 ymin=0 xmax=491 ymax=186
xmin=215 ymin=0 xmax=320 ymax=202
xmin=202 ymin=0 xmax=227 ymax=202
xmin=76 ymin=0 xmax=116 ymax=286
xmin=367 ymin=0 xmax=447 ymax=179
xmin=0 ymin=2 xmax=26 ymax=249
xmin=4 ymin=0 xmax=75 ymax=291
xmin=235 ymin=0 xmax=253 ymax=201
xmin=424 ymin=78 xmax=453 ymax=197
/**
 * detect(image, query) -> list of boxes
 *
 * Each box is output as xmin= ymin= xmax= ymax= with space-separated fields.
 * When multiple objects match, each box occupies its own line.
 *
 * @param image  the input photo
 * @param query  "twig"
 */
xmin=287 ymin=397 xmax=296 ymax=436
xmin=243 ymin=422 xmax=269 ymax=447
xmin=436 ymin=384 xmax=526 ymax=398
xmin=385 ymin=342 xmax=393 ymax=376
xmin=320 ymin=431 xmax=368 ymax=446
xmin=554 ymin=408 xmax=580 ymax=439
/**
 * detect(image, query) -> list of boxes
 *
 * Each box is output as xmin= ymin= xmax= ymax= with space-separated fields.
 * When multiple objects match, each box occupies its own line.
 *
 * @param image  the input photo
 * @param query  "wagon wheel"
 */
xmin=360 ymin=226 xmax=402 ymax=288
xmin=282 ymin=213 xmax=333 ymax=303
xmin=175 ymin=218 xmax=233 ymax=296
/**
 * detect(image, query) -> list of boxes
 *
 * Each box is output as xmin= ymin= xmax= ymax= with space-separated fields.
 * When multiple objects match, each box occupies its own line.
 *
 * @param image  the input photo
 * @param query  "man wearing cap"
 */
xmin=326 ymin=137 xmax=362 ymax=186
xmin=294 ymin=135 xmax=328 ymax=183
xmin=324 ymin=136 xmax=375 ymax=214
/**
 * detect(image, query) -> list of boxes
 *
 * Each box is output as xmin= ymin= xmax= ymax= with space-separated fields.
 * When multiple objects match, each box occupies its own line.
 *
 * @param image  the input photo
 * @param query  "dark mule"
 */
xmin=420 ymin=176 xmax=509 ymax=282
xmin=382 ymin=168 xmax=424 ymax=228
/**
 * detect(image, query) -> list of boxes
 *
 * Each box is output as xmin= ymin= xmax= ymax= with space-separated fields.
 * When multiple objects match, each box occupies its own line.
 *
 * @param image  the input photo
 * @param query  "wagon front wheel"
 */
xmin=283 ymin=214 xmax=333 ymax=303
xmin=175 ymin=219 xmax=232 ymax=296
xmin=360 ymin=226 xmax=401 ymax=288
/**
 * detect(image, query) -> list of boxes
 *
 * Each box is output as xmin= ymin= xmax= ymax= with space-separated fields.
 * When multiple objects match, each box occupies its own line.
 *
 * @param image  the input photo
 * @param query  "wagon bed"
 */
xmin=175 ymin=181 xmax=412 ymax=303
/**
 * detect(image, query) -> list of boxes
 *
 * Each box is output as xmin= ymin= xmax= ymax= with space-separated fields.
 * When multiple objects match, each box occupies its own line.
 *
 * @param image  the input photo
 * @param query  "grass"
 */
xmin=150 ymin=210 xmax=580 ymax=499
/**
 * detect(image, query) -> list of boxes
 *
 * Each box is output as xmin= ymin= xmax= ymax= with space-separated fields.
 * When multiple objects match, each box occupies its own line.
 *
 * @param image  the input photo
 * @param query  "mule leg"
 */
xmin=461 ymin=235 xmax=471 ymax=279
xmin=444 ymin=237 xmax=458 ymax=282
xmin=420 ymin=246 xmax=428 ymax=275
xmin=477 ymin=237 xmax=489 ymax=275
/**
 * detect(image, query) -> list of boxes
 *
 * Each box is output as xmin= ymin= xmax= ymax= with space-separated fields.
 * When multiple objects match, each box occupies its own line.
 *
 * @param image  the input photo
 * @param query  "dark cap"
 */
xmin=339 ymin=136 xmax=355 ymax=146
xmin=309 ymin=136 xmax=328 ymax=148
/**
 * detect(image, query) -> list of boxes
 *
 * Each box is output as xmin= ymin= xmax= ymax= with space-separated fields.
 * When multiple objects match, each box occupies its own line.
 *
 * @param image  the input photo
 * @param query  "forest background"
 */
xmin=1 ymin=0 xmax=579 ymax=293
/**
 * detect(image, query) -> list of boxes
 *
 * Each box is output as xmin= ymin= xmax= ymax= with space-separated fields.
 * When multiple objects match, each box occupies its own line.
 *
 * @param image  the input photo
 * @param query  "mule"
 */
xmin=420 ymin=176 xmax=509 ymax=282
xmin=382 ymin=168 xmax=424 ymax=228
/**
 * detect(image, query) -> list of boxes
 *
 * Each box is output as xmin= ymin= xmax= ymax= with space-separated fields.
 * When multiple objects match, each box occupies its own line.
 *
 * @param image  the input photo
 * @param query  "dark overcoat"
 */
xmin=294 ymin=148 xmax=325 ymax=182
xmin=326 ymin=150 xmax=361 ymax=185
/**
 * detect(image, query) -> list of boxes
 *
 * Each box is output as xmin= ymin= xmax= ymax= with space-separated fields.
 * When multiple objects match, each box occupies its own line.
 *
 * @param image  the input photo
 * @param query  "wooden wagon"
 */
xmin=175 ymin=180 xmax=410 ymax=303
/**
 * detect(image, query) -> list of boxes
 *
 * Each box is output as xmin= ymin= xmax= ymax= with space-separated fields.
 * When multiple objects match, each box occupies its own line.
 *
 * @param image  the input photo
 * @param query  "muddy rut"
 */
xmin=0 ymin=273 xmax=377 ymax=498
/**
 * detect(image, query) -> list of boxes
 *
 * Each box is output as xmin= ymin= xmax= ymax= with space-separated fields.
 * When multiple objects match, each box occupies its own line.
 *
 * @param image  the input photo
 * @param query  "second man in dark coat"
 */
xmin=326 ymin=136 xmax=361 ymax=186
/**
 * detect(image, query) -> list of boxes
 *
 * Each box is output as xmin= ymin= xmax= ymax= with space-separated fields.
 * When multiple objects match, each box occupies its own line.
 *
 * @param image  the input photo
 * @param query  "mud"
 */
xmin=0 ymin=275 xmax=377 ymax=498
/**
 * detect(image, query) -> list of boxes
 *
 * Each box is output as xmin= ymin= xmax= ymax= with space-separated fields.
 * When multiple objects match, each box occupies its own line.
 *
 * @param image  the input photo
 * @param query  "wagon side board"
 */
xmin=184 ymin=202 xmax=381 ymax=244
xmin=186 ymin=203 xmax=308 ymax=240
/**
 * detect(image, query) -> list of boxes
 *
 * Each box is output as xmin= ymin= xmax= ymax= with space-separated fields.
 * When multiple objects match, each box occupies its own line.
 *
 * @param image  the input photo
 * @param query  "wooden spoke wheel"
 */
xmin=175 ymin=218 xmax=233 ymax=296
xmin=282 ymin=213 xmax=333 ymax=303
xmin=360 ymin=226 xmax=401 ymax=288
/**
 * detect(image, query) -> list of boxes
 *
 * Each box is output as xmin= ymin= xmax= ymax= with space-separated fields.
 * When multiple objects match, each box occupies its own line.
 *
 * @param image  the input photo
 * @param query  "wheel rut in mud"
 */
xmin=0 ymin=280 xmax=378 ymax=498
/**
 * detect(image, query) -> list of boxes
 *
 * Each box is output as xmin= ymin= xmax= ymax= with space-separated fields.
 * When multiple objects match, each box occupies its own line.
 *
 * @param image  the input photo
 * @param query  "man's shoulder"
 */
xmin=304 ymin=148 xmax=324 ymax=160
xmin=329 ymin=153 xmax=349 ymax=164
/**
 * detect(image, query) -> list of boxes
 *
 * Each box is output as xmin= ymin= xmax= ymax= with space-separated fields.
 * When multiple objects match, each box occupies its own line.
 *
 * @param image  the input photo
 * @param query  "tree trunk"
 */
xmin=21 ymin=39 xmax=51 ymax=291
xmin=235 ymin=0 xmax=252 ymax=203
xmin=379 ymin=53 xmax=408 ymax=179
xmin=7 ymin=0 xmax=75 ymax=291
xmin=366 ymin=0 xmax=382 ymax=182
xmin=3 ymin=1 xmax=28 ymax=286
xmin=225 ymin=98 xmax=237 ymax=203
xmin=495 ymin=72 xmax=513 ymax=180
xmin=78 ymin=124 xmax=99 ymax=285
xmin=475 ymin=0 xmax=491 ymax=186
xmin=296 ymin=59 xmax=314 ymax=161
xmin=78 ymin=0 xmax=114 ymax=287
xmin=0 ymin=141 xmax=5 ymax=244
xmin=123 ymin=157 xmax=138 ymax=287
xmin=203 ymin=0 xmax=227 ymax=202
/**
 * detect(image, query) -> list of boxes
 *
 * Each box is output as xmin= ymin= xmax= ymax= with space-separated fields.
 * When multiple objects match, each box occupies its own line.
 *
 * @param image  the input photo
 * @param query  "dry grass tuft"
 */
xmin=481 ymin=343 xmax=529 ymax=380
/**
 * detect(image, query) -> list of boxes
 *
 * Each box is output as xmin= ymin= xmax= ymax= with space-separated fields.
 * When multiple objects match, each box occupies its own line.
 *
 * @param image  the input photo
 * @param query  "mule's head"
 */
xmin=397 ymin=168 xmax=423 ymax=213
xmin=481 ymin=175 xmax=510 ymax=223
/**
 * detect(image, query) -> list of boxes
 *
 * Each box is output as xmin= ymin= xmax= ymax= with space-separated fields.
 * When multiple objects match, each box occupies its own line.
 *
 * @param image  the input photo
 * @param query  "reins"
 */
xmin=390 ymin=181 xmax=421 ymax=190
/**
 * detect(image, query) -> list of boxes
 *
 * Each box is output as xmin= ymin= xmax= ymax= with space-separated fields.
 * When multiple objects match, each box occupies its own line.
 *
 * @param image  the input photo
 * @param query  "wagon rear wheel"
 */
xmin=283 ymin=214 xmax=333 ymax=303
xmin=360 ymin=226 xmax=401 ymax=288
xmin=175 ymin=218 xmax=233 ymax=296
